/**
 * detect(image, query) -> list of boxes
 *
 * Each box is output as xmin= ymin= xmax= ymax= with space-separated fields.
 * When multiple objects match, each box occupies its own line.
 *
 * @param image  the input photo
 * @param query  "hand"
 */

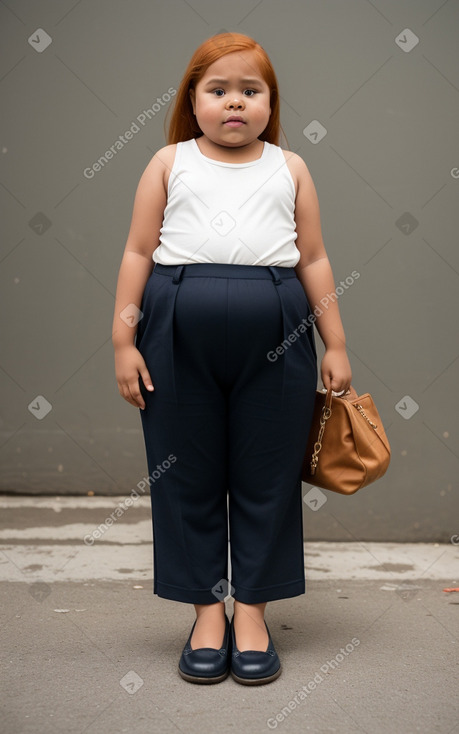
xmin=320 ymin=347 xmax=352 ymax=394
xmin=114 ymin=345 xmax=154 ymax=410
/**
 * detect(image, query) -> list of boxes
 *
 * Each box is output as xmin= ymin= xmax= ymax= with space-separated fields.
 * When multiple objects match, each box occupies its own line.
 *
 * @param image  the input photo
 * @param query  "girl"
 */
xmin=112 ymin=32 xmax=352 ymax=686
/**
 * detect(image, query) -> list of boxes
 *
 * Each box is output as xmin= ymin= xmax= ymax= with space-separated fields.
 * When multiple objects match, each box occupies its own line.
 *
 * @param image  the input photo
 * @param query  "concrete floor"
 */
xmin=1 ymin=495 xmax=458 ymax=734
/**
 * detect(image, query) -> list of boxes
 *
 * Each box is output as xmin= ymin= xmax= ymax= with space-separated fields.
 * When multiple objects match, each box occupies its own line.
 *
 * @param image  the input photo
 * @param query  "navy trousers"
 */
xmin=135 ymin=262 xmax=318 ymax=605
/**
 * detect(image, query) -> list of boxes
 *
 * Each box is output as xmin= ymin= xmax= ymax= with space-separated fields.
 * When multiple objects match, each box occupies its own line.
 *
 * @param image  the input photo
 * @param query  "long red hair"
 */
xmin=164 ymin=32 xmax=287 ymax=147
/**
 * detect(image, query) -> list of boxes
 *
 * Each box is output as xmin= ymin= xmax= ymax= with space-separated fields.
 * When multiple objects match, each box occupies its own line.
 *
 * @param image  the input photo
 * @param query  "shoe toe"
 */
xmin=178 ymin=615 xmax=231 ymax=684
xmin=230 ymin=617 xmax=281 ymax=685
xmin=179 ymin=648 xmax=228 ymax=679
xmin=232 ymin=650 xmax=281 ymax=681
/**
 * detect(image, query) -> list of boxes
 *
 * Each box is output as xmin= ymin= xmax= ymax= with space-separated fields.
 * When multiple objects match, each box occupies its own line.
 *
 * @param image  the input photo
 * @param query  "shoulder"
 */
xmin=280 ymin=149 xmax=316 ymax=200
xmin=141 ymin=143 xmax=179 ymax=196
xmin=280 ymin=148 xmax=311 ymax=177
xmin=153 ymin=143 xmax=179 ymax=170
xmin=140 ymin=144 xmax=177 ymax=178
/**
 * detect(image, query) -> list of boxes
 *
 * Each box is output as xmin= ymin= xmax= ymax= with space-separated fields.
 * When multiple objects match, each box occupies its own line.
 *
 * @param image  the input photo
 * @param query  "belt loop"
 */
xmin=172 ymin=265 xmax=184 ymax=284
xmin=268 ymin=266 xmax=282 ymax=286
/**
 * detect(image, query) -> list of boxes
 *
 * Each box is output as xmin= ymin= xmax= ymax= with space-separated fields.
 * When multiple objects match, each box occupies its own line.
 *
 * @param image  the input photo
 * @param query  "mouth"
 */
xmin=224 ymin=116 xmax=245 ymax=127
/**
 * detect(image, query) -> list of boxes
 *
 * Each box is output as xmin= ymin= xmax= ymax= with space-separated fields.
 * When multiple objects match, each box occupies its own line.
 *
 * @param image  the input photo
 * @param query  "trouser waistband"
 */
xmin=153 ymin=262 xmax=298 ymax=285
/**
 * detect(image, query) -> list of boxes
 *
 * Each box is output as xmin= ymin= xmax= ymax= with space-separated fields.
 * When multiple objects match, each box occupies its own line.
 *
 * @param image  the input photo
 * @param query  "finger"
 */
xmin=119 ymin=385 xmax=138 ymax=409
xmin=320 ymin=370 xmax=330 ymax=390
xmin=329 ymin=376 xmax=342 ymax=392
xmin=119 ymin=379 xmax=144 ymax=410
xmin=128 ymin=381 xmax=146 ymax=411
xmin=140 ymin=367 xmax=154 ymax=392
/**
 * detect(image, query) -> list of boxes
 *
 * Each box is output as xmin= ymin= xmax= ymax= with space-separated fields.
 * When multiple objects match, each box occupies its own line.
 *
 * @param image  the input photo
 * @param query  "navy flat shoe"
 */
xmin=178 ymin=614 xmax=231 ymax=684
xmin=230 ymin=616 xmax=281 ymax=685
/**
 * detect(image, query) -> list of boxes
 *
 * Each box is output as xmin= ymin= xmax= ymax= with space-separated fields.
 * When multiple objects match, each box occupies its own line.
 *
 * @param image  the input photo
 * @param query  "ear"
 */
xmin=189 ymin=88 xmax=196 ymax=115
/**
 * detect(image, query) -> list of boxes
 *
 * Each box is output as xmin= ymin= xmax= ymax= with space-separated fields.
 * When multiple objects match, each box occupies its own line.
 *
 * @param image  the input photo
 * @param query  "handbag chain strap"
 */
xmin=310 ymin=402 xmax=332 ymax=475
xmin=354 ymin=403 xmax=377 ymax=429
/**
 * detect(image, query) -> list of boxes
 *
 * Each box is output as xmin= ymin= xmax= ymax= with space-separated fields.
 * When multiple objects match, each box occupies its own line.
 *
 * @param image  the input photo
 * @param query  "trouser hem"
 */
xmin=154 ymin=581 xmax=228 ymax=604
xmin=232 ymin=579 xmax=306 ymax=603
xmin=153 ymin=578 xmax=306 ymax=604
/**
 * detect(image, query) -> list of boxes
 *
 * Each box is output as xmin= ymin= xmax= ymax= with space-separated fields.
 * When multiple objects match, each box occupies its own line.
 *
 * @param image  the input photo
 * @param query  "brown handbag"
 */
xmin=302 ymin=386 xmax=391 ymax=495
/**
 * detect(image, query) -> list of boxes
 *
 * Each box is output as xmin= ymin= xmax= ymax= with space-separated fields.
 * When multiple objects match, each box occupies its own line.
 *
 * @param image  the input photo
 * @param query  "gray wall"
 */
xmin=1 ymin=0 xmax=458 ymax=541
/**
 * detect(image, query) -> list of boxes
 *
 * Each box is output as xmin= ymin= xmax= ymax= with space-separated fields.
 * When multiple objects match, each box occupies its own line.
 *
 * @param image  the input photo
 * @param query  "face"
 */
xmin=189 ymin=50 xmax=272 ymax=149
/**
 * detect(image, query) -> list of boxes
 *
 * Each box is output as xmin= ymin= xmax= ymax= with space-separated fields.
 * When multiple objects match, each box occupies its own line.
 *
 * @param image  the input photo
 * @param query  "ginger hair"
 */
xmin=164 ymin=32 xmax=287 ymax=146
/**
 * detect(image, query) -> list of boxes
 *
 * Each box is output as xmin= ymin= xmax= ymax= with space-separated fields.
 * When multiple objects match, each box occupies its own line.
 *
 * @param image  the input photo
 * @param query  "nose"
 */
xmin=225 ymin=97 xmax=245 ymax=110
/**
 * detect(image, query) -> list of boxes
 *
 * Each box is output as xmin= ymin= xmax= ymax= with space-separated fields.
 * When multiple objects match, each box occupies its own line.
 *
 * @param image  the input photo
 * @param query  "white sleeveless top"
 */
xmin=153 ymin=138 xmax=300 ymax=267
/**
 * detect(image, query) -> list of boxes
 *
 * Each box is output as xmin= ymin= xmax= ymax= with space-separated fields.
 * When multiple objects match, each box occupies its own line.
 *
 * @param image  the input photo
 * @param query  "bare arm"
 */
xmin=112 ymin=149 xmax=169 ymax=408
xmin=112 ymin=152 xmax=167 ymax=348
xmin=291 ymin=154 xmax=352 ymax=393
xmin=112 ymin=251 xmax=155 ymax=348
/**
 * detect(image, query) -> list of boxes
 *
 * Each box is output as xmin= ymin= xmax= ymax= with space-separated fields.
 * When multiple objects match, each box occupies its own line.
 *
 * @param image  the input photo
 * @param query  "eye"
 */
xmin=211 ymin=88 xmax=258 ymax=97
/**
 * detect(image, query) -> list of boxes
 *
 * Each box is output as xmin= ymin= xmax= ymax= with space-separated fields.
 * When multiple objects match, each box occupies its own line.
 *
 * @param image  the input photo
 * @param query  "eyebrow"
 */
xmin=204 ymin=77 xmax=264 ymax=86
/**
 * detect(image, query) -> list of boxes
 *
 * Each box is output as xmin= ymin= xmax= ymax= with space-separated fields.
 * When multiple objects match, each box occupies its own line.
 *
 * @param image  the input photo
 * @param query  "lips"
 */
xmin=224 ymin=116 xmax=245 ymax=124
